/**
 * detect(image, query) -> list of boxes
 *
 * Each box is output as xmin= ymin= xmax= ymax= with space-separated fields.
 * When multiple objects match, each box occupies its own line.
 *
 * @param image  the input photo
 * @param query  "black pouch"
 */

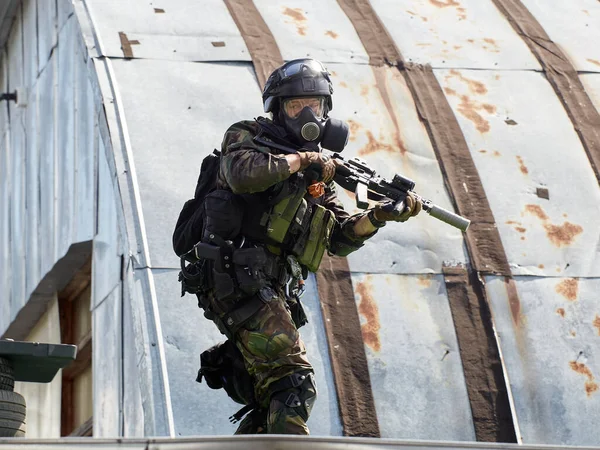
xmin=197 ymin=340 xmax=255 ymax=406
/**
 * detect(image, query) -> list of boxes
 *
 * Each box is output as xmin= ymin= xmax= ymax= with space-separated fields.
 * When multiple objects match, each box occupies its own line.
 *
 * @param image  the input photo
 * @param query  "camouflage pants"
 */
xmin=233 ymin=289 xmax=314 ymax=434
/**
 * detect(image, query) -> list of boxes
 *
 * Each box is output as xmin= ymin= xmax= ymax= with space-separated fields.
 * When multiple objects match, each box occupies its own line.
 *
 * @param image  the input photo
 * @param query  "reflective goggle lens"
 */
xmin=283 ymin=97 xmax=325 ymax=119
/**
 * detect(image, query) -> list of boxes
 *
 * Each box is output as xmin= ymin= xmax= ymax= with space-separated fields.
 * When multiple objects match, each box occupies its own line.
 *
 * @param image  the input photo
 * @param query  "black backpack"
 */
xmin=172 ymin=149 xmax=221 ymax=257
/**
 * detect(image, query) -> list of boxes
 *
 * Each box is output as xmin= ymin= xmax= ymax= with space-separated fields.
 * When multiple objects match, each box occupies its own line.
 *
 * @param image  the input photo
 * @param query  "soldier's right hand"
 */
xmin=298 ymin=151 xmax=336 ymax=183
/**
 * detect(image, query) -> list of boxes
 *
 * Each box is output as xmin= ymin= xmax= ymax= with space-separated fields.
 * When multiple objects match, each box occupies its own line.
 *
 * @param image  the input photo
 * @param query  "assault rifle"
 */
xmin=330 ymin=153 xmax=470 ymax=232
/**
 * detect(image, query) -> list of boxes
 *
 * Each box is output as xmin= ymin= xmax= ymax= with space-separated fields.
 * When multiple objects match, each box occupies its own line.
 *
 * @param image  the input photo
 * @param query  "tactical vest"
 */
xmin=239 ymin=173 xmax=335 ymax=273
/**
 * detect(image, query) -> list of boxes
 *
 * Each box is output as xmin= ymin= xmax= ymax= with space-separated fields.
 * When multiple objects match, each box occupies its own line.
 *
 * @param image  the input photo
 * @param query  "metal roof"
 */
xmin=2 ymin=0 xmax=600 ymax=445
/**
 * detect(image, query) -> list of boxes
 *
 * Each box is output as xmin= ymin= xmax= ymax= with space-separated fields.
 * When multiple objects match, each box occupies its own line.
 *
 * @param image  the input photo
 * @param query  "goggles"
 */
xmin=282 ymin=97 xmax=326 ymax=119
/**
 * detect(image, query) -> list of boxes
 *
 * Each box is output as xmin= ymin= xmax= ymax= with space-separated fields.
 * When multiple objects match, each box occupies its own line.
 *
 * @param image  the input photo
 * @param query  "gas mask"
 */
xmin=279 ymin=105 xmax=350 ymax=152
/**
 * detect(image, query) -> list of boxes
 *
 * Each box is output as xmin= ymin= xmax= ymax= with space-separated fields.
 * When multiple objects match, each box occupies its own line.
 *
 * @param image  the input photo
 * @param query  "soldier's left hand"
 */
xmin=373 ymin=192 xmax=422 ymax=222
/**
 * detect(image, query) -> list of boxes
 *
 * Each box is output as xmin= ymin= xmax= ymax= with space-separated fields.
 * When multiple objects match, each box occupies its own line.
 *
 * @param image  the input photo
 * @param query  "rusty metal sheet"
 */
xmin=520 ymin=0 xmax=600 ymax=73
xmin=56 ymin=17 xmax=77 ymax=261
xmin=108 ymin=59 xmax=264 ymax=269
xmin=435 ymin=68 xmax=600 ymax=277
xmin=83 ymin=0 xmax=250 ymax=61
xmin=326 ymin=63 xmax=467 ymax=274
xmin=253 ymin=0 xmax=369 ymax=64
xmin=351 ymin=273 xmax=475 ymax=440
xmin=484 ymin=275 xmax=600 ymax=446
xmin=368 ymin=0 xmax=541 ymax=70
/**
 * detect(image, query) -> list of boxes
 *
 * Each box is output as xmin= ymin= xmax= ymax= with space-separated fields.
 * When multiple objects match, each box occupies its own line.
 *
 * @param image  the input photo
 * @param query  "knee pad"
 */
xmin=271 ymin=372 xmax=317 ymax=422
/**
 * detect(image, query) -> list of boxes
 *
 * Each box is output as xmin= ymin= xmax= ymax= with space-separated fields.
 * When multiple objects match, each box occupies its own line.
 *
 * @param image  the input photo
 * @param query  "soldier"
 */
xmin=176 ymin=58 xmax=422 ymax=435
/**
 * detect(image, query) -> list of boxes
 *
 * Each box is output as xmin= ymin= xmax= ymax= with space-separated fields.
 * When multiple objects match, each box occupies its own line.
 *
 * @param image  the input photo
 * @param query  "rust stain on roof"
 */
xmin=593 ymin=315 xmax=600 ymax=336
xmin=479 ymin=149 xmax=487 ymax=153
xmin=587 ymin=58 xmax=600 ymax=67
xmin=506 ymin=278 xmax=522 ymax=327
xmin=282 ymin=7 xmax=307 ymax=36
xmin=347 ymin=119 xmax=361 ymax=141
xmin=493 ymin=150 xmax=501 ymax=157
xmin=516 ymin=156 xmax=529 ymax=175
xmin=515 ymin=226 xmax=526 ymax=233
xmin=356 ymin=279 xmax=381 ymax=352
xmin=545 ymin=222 xmax=583 ymax=247
xmin=444 ymin=87 xmax=457 ymax=96
xmin=556 ymin=308 xmax=565 ymax=317
xmin=525 ymin=204 xmax=549 ymax=221
xmin=556 ymin=278 xmax=579 ymax=301
xmin=456 ymin=7 xmax=466 ymax=19
xmin=449 ymin=69 xmax=488 ymax=95
xmin=360 ymin=85 xmax=370 ymax=97
xmin=339 ymin=81 xmax=348 ymax=88
xmin=325 ymin=30 xmax=339 ymax=39
xmin=457 ymin=95 xmax=490 ymax=133
xmin=429 ymin=0 xmax=460 ymax=8
xmin=417 ymin=275 xmax=433 ymax=287
xmin=571 ymin=330 xmax=577 ymax=337
xmin=359 ymin=131 xmax=395 ymax=156
xmin=569 ymin=361 xmax=599 ymax=397
xmin=372 ymin=67 xmax=407 ymax=155
xmin=538 ymin=264 xmax=544 ymax=269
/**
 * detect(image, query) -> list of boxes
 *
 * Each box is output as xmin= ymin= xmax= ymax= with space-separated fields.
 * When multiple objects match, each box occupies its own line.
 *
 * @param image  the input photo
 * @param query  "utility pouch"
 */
xmin=266 ymin=183 xmax=308 ymax=244
xmin=295 ymin=205 xmax=336 ymax=272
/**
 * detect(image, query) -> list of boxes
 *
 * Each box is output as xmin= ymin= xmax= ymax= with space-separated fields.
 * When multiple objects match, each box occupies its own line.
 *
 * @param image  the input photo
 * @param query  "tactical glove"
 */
xmin=298 ymin=151 xmax=336 ymax=184
xmin=373 ymin=192 xmax=422 ymax=222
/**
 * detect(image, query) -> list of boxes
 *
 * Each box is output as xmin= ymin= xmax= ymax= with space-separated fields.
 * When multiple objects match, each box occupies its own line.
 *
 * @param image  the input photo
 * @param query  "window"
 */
xmin=58 ymin=258 xmax=93 ymax=437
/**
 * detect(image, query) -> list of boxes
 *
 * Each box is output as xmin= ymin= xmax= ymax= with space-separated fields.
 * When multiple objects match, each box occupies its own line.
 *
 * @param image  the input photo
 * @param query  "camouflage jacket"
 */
xmin=217 ymin=119 xmax=378 ymax=257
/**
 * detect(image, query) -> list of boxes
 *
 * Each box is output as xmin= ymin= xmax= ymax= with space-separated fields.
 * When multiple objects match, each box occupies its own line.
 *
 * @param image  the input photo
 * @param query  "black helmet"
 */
xmin=262 ymin=58 xmax=333 ymax=116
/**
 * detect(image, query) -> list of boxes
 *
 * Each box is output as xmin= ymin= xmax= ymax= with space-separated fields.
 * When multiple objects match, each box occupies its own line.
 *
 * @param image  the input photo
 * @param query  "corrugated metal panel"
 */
xmin=37 ymin=0 xmax=57 ymax=74
xmin=369 ymin=0 xmax=541 ymax=70
xmin=55 ymin=16 xmax=77 ymax=261
xmin=22 ymin=0 xmax=38 ymax=89
xmin=37 ymin=55 xmax=56 ymax=281
xmin=74 ymin=35 xmax=97 ymax=244
xmin=435 ymin=68 xmax=600 ymax=277
xmin=25 ymin=79 xmax=40 ymax=299
xmin=7 ymin=9 xmax=26 ymax=322
xmin=57 ymin=0 xmax=72 ymax=31
xmin=520 ymin=0 xmax=600 ymax=73
xmin=132 ymin=267 xmax=175 ymax=436
xmin=93 ymin=284 xmax=123 ymax=437
xmin=325 ymin=63 xmax=467 ymax=274
xmin=484 ymin=276 xmax=600 ymax=446
xmin=93 ymin=134 xmax=121 ymax=307
xmin=253 ymin=0 xmax=369 ymax=64
xmin=108 ymin=59 xmax=263 ymax=269
xmin=83 ymin=0 xmax=250 ymax=62
xmin=351 ymin=273 xmax=475 ymax=440
xmin=123 ymin=265 xmax=146 ymax=437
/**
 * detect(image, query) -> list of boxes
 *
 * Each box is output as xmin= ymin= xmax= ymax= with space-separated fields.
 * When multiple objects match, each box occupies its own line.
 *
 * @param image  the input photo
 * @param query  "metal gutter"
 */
xmin=0 ymin=435 xmax=599 ymax=449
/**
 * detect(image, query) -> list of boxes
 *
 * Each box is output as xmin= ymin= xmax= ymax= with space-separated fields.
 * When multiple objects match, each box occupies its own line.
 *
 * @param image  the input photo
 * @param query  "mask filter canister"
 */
xmin=301 ymin=122 xmax=321 ymax=141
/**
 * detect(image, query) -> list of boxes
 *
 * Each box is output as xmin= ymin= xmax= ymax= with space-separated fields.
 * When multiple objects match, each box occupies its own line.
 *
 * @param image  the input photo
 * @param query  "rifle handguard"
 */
xmin=427 ymin=204 xmax=471 ymax=232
